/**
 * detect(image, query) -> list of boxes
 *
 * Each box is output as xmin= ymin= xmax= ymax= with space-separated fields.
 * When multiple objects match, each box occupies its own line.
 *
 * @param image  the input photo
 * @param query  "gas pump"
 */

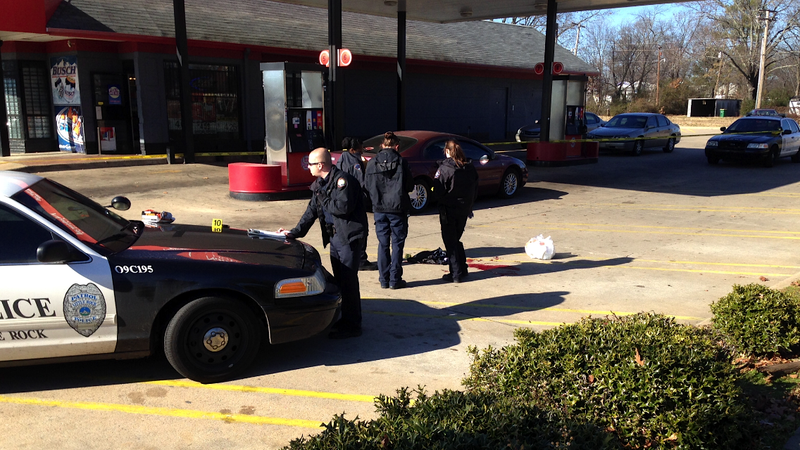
xmin=229 ymin=62 xmax=329 ymax=200
xmin=526 ymin=74 xmax=599 ymax=166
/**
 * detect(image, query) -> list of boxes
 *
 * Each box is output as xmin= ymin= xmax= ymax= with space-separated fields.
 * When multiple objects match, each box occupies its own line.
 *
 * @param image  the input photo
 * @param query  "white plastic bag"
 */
xmin=525 ymin=235 xmax=555 ymax=260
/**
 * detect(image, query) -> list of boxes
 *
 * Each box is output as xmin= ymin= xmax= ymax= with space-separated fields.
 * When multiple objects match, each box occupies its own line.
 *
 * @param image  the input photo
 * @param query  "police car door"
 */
xmin=0 ymin=203 xmax=117 ymax=362
xmin=781 ymin=119 xmax=800 ymax=156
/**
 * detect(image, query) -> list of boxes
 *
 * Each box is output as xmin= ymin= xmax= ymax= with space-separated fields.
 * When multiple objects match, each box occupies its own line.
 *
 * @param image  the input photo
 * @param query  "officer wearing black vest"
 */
xmin=278 ymin=147 xmax=367 ymax=339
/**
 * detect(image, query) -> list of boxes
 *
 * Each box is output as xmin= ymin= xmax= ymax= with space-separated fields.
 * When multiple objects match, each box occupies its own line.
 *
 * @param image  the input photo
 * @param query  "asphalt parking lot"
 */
xmin=3 ymin=132 xmax=800 ymax=449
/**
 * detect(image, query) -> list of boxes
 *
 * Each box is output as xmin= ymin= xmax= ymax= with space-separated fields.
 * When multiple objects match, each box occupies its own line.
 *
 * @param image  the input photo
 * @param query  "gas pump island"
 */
xmin=229 ymin=62 xmax=328 ymax=200
xmin=526 ymin=74 xmax=599 ymax=166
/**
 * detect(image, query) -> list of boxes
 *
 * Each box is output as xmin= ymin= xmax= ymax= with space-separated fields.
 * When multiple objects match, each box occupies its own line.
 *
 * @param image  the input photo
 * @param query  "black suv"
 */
xmin=704 ymin=116 xmax=800 ymax=167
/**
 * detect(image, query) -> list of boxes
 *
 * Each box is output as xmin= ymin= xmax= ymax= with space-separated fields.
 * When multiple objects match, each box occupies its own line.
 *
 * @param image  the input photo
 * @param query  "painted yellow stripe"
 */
xmin=556 ymin=203 xmax=800 ymax=215
xmin=145 ymin=380 xmax=375 ymax=403
xmin=0 ymin=395 xmax=323 ymax=429
xmin=478 ymin=220 xmax=800 ymax=236
xmin=370 ymin=310 xmax=565 ymax=326
xmin=480 ymin=224 xmax=800 ymax=240
xmin=365 ymin=301 xmax=702 ymax=322
xmin=468 ymin=256 xmax=800 ymax=270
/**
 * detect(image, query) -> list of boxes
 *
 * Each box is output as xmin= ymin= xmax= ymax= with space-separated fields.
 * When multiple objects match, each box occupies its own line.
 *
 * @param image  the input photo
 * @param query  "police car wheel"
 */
xmin=164 ymin=296 xmax=261 ymax=383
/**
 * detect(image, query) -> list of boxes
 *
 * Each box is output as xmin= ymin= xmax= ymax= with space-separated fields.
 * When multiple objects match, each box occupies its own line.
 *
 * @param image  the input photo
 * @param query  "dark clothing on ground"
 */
xmin=364 ymin=147 xmax=414 ymax=286
xmin=289 ymin=165 xmax=367 ymax=329
xmin=434 ymin=158 xmax=478 ymax=281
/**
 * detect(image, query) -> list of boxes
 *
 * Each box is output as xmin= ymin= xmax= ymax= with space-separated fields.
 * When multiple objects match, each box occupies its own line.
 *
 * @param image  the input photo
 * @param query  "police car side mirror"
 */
xmin=37 ymin=240 xmax=88 ymax=263
xmin=109 ymin=196 xmax=131 ymax=211
xmin=720 ymin=127 xmax=726 ymax=132
xmin=783 ymin=129 xmax=792 ymax=135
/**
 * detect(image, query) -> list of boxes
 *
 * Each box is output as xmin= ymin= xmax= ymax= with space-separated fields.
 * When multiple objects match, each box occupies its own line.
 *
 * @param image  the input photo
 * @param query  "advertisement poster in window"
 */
xmin=51 ymin=56 xmax=81 ymax=106
xmin=55 ymin=106 xmax=86 ymax=153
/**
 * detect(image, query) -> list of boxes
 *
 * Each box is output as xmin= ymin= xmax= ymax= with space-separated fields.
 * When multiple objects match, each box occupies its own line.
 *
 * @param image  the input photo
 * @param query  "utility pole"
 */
xmin=656 ymin=45 xmax=662 ymax=107
xmin=572 ymin=23 xmax=585 ymax=56
xmin=713 ymin=52 xmax=724 ymax=99
xmin=755 ymin=9 xmax=773 ymax=109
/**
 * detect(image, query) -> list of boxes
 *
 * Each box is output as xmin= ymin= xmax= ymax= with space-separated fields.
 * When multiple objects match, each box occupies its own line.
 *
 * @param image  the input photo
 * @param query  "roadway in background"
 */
xmin=2 ymin=133 xmax=800 ymax=449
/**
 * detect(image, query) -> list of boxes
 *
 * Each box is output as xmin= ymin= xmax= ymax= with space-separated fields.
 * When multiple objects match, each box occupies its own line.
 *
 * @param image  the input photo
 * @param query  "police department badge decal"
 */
xmin=63 ymin=283 xmax=106 ymax=337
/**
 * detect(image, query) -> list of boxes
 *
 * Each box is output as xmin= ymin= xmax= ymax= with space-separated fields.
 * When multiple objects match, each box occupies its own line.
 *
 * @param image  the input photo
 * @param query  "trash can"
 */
xmin=719 ymin=109 xmax=726 ymax=117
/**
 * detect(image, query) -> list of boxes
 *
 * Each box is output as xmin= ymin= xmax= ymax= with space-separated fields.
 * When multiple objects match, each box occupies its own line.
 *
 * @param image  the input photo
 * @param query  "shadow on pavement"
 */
xmin=0 ymin=290 xmax=569 ymax=390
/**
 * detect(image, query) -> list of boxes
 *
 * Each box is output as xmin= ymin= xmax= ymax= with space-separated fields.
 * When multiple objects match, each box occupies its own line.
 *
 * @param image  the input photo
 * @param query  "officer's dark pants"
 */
xmin=440 ymin=207 xmax=469 ymax=280
xmin=330 ymin=237 xmax=362 ymax=329
xmin=360 ymin=226 xmax=370 ymax=263
xmin=373 ymin=212 xmax=408 ymax=286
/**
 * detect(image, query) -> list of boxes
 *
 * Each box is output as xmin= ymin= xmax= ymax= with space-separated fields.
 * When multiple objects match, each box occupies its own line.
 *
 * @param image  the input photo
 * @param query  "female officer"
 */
xmin=434 ymin=139 xmax=478 ymax=283
xmin=337 ymin=137 xmax=377 ymax=271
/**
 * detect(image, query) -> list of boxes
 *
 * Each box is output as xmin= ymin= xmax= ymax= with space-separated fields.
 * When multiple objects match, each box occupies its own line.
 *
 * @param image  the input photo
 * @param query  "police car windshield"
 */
xmin=362 ymin=136 xmax=418 ymax=154
xmin=726 ymin=118 xmax=782 ymax=133
xmin=12 ymin=179 xmax=136 ymax=254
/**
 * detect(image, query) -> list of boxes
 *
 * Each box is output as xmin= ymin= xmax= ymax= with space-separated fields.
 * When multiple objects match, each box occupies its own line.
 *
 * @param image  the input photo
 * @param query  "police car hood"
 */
xmin=126 ymin=224 xmax=307 ymax=268
xmin=712 ymin=132 xmax=776 ymax=144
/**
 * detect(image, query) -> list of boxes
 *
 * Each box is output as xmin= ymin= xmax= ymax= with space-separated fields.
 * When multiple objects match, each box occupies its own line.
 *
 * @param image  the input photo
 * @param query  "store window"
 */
xmin=164 ymin=62 xmax=240 ymax=145
xmin=21 ymin=62 xmax=52 ymax=139
xmin=2 ymin=61 xmax=23 ymax=140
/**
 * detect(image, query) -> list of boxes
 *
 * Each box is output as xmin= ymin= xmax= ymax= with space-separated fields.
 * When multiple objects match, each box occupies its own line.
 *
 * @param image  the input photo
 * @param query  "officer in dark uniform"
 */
xmin=336 ymin=137 xmax=378 ymax=271
xmin=433 ymin=139 xmax=478 ymax=283
xmin=364 ymin=131 xmax=414 ymax=289
xmin=278 ymin=147 xmax=368 ymax=339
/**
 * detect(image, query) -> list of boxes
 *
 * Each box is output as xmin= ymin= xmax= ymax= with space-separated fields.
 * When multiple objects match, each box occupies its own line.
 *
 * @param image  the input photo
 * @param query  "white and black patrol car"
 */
xmin=0 ymin=171 xmax=340 ymax=383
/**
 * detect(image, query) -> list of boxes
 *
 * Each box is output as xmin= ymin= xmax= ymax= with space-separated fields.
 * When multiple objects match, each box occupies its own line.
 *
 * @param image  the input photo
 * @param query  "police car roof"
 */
xmin=0 ymin=171 xmax=44 ymax=198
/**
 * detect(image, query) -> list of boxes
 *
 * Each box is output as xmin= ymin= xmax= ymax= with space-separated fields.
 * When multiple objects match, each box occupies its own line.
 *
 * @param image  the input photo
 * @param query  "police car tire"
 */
xmin=164 ymin=296 xmax=261 ymax=383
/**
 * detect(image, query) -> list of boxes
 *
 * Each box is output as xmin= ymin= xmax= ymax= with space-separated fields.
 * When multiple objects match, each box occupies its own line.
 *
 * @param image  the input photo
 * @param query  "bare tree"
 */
xmin=697 ymin=0 xmax=800 ymax=100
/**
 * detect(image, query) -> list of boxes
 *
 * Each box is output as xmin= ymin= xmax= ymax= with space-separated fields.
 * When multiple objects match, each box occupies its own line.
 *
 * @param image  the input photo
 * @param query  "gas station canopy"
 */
xmin=266 ymin=0 xmax=695 ymax=23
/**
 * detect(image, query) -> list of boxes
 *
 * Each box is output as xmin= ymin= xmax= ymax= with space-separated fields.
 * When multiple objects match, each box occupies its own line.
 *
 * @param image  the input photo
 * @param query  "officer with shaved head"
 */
xmin=278 ymin=147 xmax=368 ymax=339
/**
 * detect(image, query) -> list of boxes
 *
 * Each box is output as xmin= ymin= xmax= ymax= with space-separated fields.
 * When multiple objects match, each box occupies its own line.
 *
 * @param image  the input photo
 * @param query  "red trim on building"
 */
xmin=0 ymin=0 xmax=47 ymax=34
xmin=44 ymin=0 xmax=62 ymax=22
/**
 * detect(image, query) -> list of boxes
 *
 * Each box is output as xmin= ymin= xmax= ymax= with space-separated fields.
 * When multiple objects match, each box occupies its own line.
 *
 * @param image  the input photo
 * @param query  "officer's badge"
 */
xmin=435 ymin=169 xmax=441 ymax=179
xmin=354 ymin=163 xmax=361 ymax=171
xmin=63 ymin=283 xmax=106 ymax=337
xmin=337 ymin=177 xmax=347 ymax=189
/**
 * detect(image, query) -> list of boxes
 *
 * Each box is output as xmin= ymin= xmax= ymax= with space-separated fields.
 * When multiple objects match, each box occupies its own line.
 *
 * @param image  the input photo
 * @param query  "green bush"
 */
xmin=284 ymin=387 xmax=621 ymax=449
xmin=463 ymin=313 xmax=757 ymax=449
xmin=710 ymin=283 xmax=800 ymax=356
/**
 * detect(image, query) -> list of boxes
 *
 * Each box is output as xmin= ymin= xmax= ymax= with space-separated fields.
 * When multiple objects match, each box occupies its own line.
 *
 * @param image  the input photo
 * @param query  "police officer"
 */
xmin=433 ymin=139 xmax=478 ymax=283
xmin=364 ymin=131 xmax=414 ymax=289
xmin=337 ymin=137 xmax=378 ymax=271
xmin=278 ymin=147 xmax=367 ymax=339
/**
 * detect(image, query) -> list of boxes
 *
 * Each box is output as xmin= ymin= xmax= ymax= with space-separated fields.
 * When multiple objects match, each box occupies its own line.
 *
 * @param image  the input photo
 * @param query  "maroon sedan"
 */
xmin=332 ymin=131 xmax=528 ymax=213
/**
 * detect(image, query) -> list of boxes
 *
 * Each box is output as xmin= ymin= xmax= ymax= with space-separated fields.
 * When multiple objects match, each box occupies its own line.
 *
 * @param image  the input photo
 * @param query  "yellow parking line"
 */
xmin=477 ymin=221 xmax=800 ymax=235
xmin=144 ymin=380 xmax=375 ymax=403
xmin=479 ymin=224 xmax=800 ymax=240
xmin=365 ymin=300 xmax=702 ymax=322
xmin=0 ymin=395 xmax=323 ymax=429
xmin=469 ymin=256 xmax=800 ymax=270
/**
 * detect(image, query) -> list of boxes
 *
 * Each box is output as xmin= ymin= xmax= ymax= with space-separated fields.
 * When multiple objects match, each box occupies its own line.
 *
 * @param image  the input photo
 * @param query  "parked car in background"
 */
xmin=331 ymin=131 xmax=528 ymax=213
xmin=515 ymin=111 xmax=605 ymax=143
xmin=0 ymin=171 xmax=340 ymax=383
xmin=745 ymin=109 xmax=783 ymax=117
xmin=704 ymin=115 xmax=800 ymax=167
xmin=586 ymin=113 xmax=681 ymax=156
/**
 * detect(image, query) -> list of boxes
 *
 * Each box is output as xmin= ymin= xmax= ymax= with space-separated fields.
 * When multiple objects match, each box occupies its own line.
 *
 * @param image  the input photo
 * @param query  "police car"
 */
xmin=0 ymin=171 xmax=340 ymax=383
